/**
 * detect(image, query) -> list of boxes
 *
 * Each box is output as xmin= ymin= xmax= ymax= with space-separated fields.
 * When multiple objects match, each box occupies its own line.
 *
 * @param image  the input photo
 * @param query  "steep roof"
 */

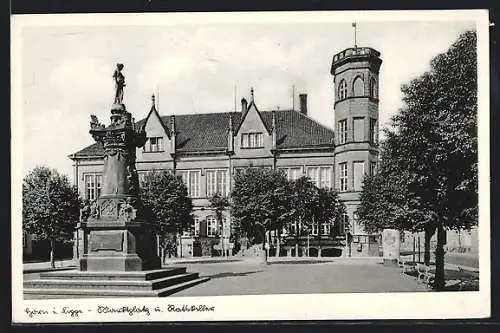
xmin=69 ymin=109 xmax=334 ymax=158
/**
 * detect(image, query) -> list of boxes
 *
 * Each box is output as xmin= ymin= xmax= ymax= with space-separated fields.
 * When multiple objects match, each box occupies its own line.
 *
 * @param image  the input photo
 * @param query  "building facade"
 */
xmin=69 ymin=46 xmax=384 ymax=257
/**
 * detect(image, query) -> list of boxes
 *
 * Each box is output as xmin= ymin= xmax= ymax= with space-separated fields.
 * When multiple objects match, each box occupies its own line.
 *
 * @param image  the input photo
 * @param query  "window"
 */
xmin=143 ymin=137 xmax=164 ymax=152
xmin=370 ymin=78 xmax=377 ymax=98
xmin=370 ymin=162 xmax=377 ymax=176
xmin=278 ymin=167 xmax=303 ymax=181
xmin=23 ymin=232 xmax=27 ymax=248
xmin=338 ymin=119 xmax=348 ymax=144
xmin=194 ymin=216 xmax=200 ymax=237
xmin=207 ymin=216 xmax=217 ymax=237
xmin=307 ymin=167 xmax=332 ymax=189
xmin=85 ymin=174 xmax=102 ymax=200
xmin=178 ymin=170 xmax=201 ymax=198
xmin=353 ymin=162 xmax=365 ymax=192
xmin=206 ymin=169 xmax=229 ymax=197
xmin=353 ymin=117 xmax=364 ymax=142
xmin=338 ymin=79 xmax=348 ymax=100
xmin=241 ymin=132 xmax=264 ymax=148
xmin=339 ymin=163 xmax=348 ymax=192
xmin=322 ymin=223 xmax=331 ymax=235
xmin=369 ymin=118 xmax=377 ymax=144
xmin=353 ymin=77 xmax=364 ymax=96
xmin=311 ymin=223 xmax=319 ymax=236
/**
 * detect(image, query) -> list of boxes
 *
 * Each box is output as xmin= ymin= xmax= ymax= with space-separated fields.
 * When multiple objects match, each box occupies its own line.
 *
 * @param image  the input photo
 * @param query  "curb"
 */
xmin=23 ymin=266 xmax=76 ymax=274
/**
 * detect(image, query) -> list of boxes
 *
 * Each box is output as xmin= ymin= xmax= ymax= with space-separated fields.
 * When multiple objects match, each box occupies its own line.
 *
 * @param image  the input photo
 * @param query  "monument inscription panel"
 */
xmin=89 ymin=232 xmax=124 ymax=252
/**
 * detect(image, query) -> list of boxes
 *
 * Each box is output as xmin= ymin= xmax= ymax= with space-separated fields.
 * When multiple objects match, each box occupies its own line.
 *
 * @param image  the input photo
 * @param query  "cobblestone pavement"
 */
xmin=171 ymin=258 xmax=430 ymax=296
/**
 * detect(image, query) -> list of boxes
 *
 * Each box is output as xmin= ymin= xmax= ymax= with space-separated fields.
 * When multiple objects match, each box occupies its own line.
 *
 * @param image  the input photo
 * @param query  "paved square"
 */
xmin=171 ymin=258 xmax=430 ymax=296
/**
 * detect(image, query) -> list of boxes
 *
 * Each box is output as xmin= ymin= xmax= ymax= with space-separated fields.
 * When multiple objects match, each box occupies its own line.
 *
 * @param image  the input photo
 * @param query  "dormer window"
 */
xmin=241 ymin=132 xmax=264 ymax=148
xmin=338 ymin=79 xmax=348 ymax=100
xmin=144 ymin=137 xmax=164 ymax=152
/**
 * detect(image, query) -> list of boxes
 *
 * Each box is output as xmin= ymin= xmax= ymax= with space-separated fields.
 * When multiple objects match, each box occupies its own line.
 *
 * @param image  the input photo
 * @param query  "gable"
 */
xmin=69 ymin=109 xmax=334 ymax=159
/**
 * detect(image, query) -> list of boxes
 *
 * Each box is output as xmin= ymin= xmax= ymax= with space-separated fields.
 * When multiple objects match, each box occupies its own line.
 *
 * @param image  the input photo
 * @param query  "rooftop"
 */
xmin=69 ymin=109 xmax=335 ymax=159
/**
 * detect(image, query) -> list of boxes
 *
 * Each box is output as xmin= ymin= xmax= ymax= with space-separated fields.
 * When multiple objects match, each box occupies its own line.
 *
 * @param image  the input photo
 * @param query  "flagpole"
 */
xmin=156 ymin=85 xmax=160 ymax=111
xmin=234 ymin=84 xmax=237 ymax=112
xmin=352 ymin=22 xmax=357 ymax=49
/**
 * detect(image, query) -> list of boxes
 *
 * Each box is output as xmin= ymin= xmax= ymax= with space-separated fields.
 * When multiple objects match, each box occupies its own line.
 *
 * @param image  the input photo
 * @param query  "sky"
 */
xmin=16 ymin=14 xmax=476 ymax=180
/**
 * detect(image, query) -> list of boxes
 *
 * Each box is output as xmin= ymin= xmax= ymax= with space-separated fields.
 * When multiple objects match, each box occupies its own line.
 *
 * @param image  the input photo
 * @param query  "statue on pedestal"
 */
xmin=78 ymin=63 xmax=161 ymax=272
xmin=113 ymin=63 xmax=126 ymax=106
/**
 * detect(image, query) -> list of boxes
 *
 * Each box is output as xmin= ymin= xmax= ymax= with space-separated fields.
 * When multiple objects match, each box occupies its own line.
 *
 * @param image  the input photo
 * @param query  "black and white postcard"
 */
xmin=11 ymin=10 xmax=491 ymax=322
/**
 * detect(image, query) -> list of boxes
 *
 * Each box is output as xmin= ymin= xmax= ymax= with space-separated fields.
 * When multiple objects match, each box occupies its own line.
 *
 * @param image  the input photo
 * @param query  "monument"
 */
xmin=24 ymin=64 xmax=208 ymax=298
xmin=79 ymin=63 xmax=160 ymax=271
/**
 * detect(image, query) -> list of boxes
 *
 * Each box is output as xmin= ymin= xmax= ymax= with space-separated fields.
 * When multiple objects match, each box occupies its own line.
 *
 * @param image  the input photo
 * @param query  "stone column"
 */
xmin=382 ymin=229 xmax=400 ymax=266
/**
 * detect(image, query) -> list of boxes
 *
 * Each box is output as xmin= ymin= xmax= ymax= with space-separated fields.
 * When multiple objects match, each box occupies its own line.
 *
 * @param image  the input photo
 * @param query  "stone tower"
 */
xmin=330 ymin=47 xmax=382 ymax=253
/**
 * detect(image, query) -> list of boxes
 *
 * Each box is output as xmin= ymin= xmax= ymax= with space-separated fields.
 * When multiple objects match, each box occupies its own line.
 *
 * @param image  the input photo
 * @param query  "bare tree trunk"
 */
xmin=179 ymin=232 xmax=183 ymax=258
xmin=434 ymin=223 xmax=447 ymax=291
xmin=424 ymin=224 xmax=436 ymax=265
xmin=259 ymin=227 xmax=268 ymax=265
xmin=275 ymin=230 xmax=280 ymax=257
xmin=156 ymin=234 xmax=161 ymax=257
xmin=49 ymin=238 xmax=55 ymax=268
xmin=318 ymin=233 xmax=322 ymax=257
xmin=161 ymin=246 xmax=166 ymax=265
xmin=295 ymin=218 xmax=300 ymax=257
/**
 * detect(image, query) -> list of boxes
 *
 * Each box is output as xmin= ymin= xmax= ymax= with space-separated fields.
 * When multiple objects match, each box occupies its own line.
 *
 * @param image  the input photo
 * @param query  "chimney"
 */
xmin=241 ymin=98 xmax=248 ymax=112
xmin=170 ymin=115 xmax=176 ymax=153
xmin=299 ymin=93 xmax=308 ymax=115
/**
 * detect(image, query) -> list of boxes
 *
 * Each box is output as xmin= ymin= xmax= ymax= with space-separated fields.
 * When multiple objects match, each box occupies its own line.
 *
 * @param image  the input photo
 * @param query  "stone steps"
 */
xmin=24 ymin=277 xmax=210 ymax=298
xmin=39 ymin=267 xmax=187 ymax=281
xmin=24 ymin=267 xmax=209 ymax=298
xmin=25 ymin=273 xmax=199 ymax=291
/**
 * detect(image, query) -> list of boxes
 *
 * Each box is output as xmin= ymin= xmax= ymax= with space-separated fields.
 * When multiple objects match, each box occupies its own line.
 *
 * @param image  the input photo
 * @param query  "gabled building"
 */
xmin=69 ymin=46 xmax=385 ymax=258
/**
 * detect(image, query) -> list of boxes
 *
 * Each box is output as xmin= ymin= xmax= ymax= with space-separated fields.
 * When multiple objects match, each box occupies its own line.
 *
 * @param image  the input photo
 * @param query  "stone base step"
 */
xmin=39 ymin=267 xmax=187 ymax=281
xmin=23 ymin=277 xmax=210 ymax=299
xmin=24 ymin=273 xmax=199 ymax=291
xmin=24 ymin=267 xmax=209 ymax=298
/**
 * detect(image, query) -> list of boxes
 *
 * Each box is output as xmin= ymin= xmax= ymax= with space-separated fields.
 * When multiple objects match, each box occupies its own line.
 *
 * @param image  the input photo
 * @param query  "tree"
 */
xmin=231 ymin=167 xmax=292 ymax=263
xmin=358 ymin=131 xmax=435 ymax=264
xmin=209 ymin=193 xmax=230 ymax=258
xmin=140 ymin=170 xmax=193 ymax=263
xmin=23 ymin=166 xmax=80 ymax=268
xmin=312 ymin=187 xmax=346 ymax=257
xmin=288 ymin=177 xmax=318 ymax=256
xmin=362 ymin=31 xmax=477 ymax=290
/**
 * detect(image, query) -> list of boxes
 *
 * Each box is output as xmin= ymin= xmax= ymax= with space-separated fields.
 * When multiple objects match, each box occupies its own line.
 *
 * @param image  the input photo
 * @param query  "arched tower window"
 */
xmin=353 ymin=76 xmax=364 ymax=97
xmin=338 ymin=79 xmax=347 ymax=100
xmin=370 ymin=78 xmax=377 ymax=98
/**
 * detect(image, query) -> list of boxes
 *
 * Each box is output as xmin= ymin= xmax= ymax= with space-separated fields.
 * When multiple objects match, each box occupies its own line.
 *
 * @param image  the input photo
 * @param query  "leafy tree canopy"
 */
xmin=23 ymin=166 xmax=80 ymax=242
xmin=231 ymin=167 xmax=292 ymax=242
xmin=140 ymin=170 xmax=193 ymax=242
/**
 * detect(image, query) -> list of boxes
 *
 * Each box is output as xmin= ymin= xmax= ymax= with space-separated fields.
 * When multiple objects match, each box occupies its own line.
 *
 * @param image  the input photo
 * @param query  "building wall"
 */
xmin=72 ymin=122 xmax=340 ymax=257
xmin=400 ymin=228 xmax=479 ymax=258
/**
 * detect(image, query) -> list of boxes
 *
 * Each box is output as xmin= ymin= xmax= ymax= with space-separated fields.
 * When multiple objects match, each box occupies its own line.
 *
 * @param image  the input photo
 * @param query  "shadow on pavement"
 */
xmin=207 ymin=270 xmax=263 ymax=279
xmin=172 ymin=259 xmax=242 ymax=265
xmin=269 ymin=260 xmax=332 ymax=265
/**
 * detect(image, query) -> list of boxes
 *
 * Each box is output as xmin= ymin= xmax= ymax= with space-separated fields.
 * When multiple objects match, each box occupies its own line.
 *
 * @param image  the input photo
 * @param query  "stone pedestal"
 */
xmin=78 ymin=220 xmax=160 ymax=272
